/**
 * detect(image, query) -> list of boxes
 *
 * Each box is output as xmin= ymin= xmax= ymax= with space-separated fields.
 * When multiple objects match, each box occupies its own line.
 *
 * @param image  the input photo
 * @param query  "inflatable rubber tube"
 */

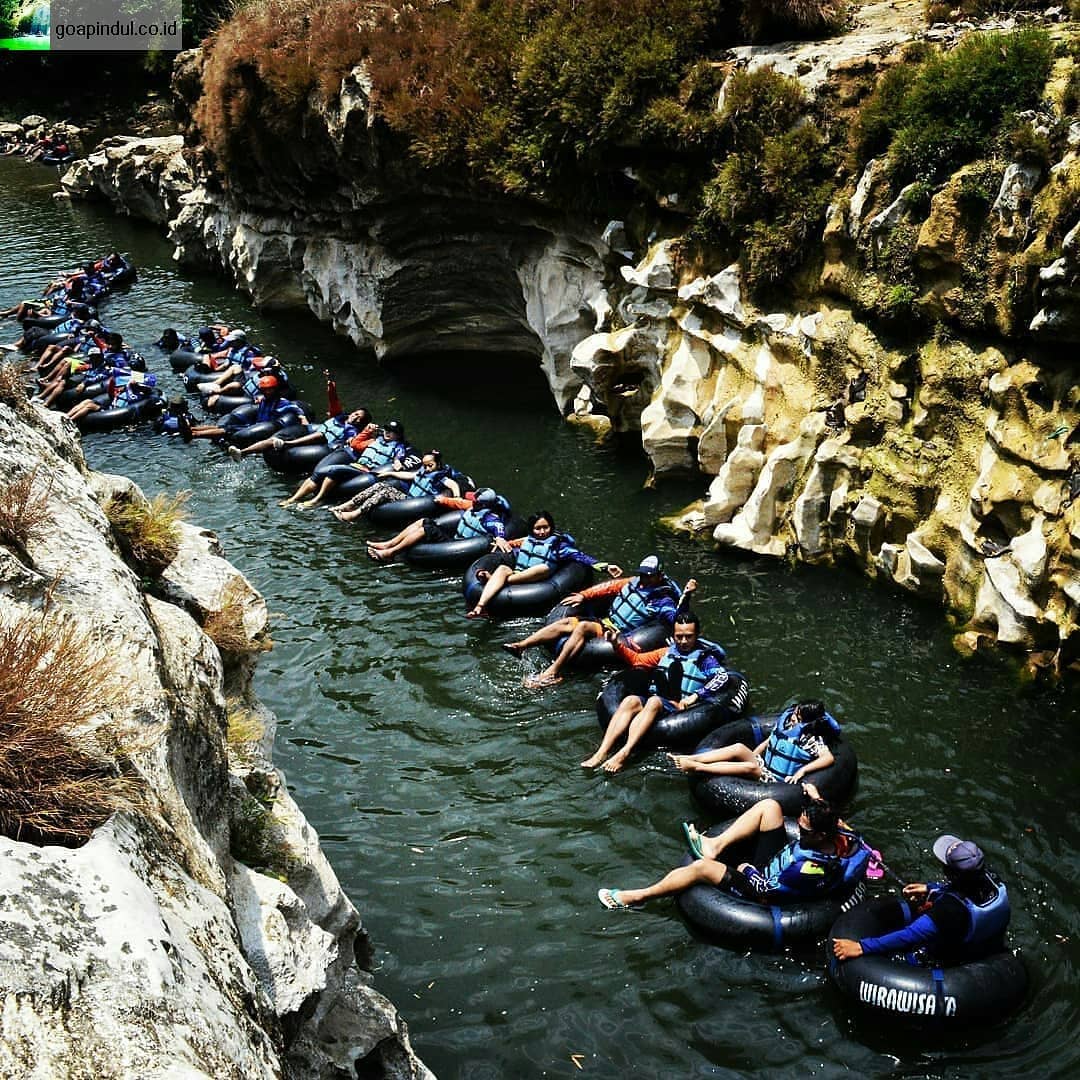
xmin=333 ymin=471 xmax=380 ymax=501
xmin=595 ymin=668 xmax=751 ymax=751
xmin=54 ymin=380 xmax=107 ymax=409
xmin=229 ymin=420 xmax=283 ymax=448
xmin=826 ymin=900 xmax=1027 ymax=1026
xmin=170 ymin=348 xmax=203 ymax=373
xmin=184 ymin=364 xmax=223 ymax=389
xmin=462 ymin=553 xmax=593 ymax=618
xmin=19 ymin=313 xmax=65 ymax=330
xmin=402 ymin=514 xmax=528 ymax=570
xmin=206 ymin=392 xmax=252 ymax=415
xmin=25 ymin=331 xmax=70 ymax=353
xmin=541 ymin=596 xmax=671 ymax=672
xmin=263 ymin=441 xmax=331 ymax=475
xmin=366 ymin=494 xmax=441 ymax=528
xmin=222 ymin=403 xmax=259 ymax=429
xmin=675 ymin=819 xmax=867 ymax=950
xmin=78 ymin=394 xmax=164 ymax=433
xmin=689 ymin=716 xmax=858 ymax=817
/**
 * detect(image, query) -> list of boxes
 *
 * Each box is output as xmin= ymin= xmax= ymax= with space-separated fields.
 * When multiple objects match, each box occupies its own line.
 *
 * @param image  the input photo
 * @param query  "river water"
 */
xmin=2 ymin=159 xmax=1078 ymax=1079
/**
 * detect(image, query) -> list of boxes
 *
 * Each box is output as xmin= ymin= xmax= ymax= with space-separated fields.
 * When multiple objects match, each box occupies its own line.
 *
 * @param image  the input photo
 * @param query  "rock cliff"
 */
xmin=0 ymin=395 xmax=432 ymax=1079
xmin=58 ymin=11 xmax=1080 ymax=673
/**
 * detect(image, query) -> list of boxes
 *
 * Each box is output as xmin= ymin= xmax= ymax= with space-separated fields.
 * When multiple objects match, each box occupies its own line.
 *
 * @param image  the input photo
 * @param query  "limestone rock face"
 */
xmin=0 ymin=401 xmax=431 ymax=1079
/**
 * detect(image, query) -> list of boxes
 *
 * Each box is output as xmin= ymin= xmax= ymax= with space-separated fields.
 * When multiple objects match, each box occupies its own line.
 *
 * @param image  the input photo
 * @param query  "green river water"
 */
xmin=2 ymin=158 xmax=1078 ymax=1079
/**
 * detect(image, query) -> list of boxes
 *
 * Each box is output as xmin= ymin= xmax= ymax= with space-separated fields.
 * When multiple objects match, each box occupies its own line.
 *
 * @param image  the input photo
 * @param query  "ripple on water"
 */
xmin=2 ymin=157 xmax=1078 ymax=1079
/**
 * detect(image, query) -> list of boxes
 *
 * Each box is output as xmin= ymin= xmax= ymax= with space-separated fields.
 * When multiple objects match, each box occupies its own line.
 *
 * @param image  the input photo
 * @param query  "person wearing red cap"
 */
xmin=832 ymin=834 xmax=1011 ymax=965
xmin=181 ymin=374 xmax=307 ymax=443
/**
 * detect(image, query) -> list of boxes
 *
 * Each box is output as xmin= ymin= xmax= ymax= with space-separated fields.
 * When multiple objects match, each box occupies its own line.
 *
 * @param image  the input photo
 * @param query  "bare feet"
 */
xmin=581 ymin=752 xmax=605 ymax=769
xmin=465 ymin=606 xmax=487 ymax=620
xmin=501 ymin=642 xmax=525 ymax=656
xmin=602 ymin=749 xmax=630 ymax=774
xmin=523 ymin=672 xmax=562 ymax=689
xmin=299 ymin=499 xmax=320 ymax=510
xmin=667 ymin=753 xmax=694 ymax=772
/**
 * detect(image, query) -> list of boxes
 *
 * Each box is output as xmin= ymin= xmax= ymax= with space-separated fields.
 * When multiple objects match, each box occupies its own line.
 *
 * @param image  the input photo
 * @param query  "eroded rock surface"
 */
xmin=0 ymin=399 xmax=431 ymax=1079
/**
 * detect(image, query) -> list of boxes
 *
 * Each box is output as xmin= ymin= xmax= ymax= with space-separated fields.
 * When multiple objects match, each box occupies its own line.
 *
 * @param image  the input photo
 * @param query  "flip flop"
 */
xmin=597 ymin=888 xmax=639 ymax=911
xmin=682 ymin=822 xmax=704 ymax=860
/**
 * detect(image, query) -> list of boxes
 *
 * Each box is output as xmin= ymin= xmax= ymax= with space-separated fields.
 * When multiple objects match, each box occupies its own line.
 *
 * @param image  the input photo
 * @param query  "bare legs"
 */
xmin=366 ymin=520 xmax=427 ymax=561
xmin=668 ymin=744 xmax=762 ymax=779
xmin=468 ymin=563 xmax=551 ymax=617
xmin=515 ymin=618 xmax=603 ymax=687
xmin=609 ymin=799 xmax=784 ymax=907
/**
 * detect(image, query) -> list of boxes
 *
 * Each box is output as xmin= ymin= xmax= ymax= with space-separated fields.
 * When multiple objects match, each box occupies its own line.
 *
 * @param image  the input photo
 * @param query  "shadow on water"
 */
xmin=1 ymin=157 xmax=1078 ymax=1079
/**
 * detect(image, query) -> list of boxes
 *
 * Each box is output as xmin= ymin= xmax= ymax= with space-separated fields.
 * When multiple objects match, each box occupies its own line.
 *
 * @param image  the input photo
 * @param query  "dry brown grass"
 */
xmin=0 ymin=465 xmax=53 ymax=552
xmin=226 ymin=700 xmax=266 ymax=754
xmin=104 ymin=489 xmax=188 ymax=578
xmin=0 ymin=607 xmax=141 ymax=846
xmin=203 ymin=578 xmax=271 ymax=662
xmin=0 ymin=361 xmax=31 ymax=411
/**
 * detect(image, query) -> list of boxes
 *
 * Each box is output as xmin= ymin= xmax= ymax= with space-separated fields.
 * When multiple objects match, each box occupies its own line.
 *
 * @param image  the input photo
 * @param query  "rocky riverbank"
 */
xmin=57 ymin=10 xmax=1080 ymax=674
xmin=0 ymin=394 xmax=431 ymax=1079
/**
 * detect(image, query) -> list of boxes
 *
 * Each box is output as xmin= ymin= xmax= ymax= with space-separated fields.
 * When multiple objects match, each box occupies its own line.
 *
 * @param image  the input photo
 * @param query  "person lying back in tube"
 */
xmin=180 ymin=375 xmax=307 ymax=443
xmin=582 ymin=602 xmax=734 ymax=774
xmin=366 ymin=487 xmax=511 ymax=563
xmin=832 ymin=835 xmax=1011 ymax=966
xmin=330 ymin=449 xmax=464 ymax=522
xmin=668 ymin=700 xmax=839 ymax=787
xmin=465 ymin=510 xmax=622 ymax=619
xmin=502 ymin=554 xmax=686 ymax=689
xmin=598 ymin=782 xmax=868 ymax=910
xmin=231 ymin=374 xmax=369 ymax=462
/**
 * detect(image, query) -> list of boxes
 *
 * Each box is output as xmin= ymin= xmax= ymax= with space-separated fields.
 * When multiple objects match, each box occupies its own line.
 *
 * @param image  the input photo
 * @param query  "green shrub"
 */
xmin=856 ymin=29 xmax=1053 ymax=185
xmin=104 ymin=489 xmax=187 ymax=578
xmin=693 ymin=68 xmax=835 ymax=290
xmin=956 ymin=162 xmax=1001 ymax=211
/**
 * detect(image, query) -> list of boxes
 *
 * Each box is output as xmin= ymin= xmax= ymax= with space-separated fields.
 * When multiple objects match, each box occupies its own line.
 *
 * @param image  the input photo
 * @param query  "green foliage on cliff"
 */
xmin=857 ymin=28 xmax=1054 ymax=186
xmin=199 ymin=0 xmax=845 ymax=197
xmin=693 ymin=68 xmax=836 ymax=289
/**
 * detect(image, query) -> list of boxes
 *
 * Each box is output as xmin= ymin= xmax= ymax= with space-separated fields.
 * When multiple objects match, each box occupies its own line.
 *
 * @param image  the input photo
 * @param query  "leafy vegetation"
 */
xmin=855 ymin=29 xmax=1053 ymax=186
xmin=104 ymin=489 xmax=187 ymax=578
xmin=693 ymin=67 xmax=836 ymax=289
xmin=0 ymin=607 xmax=140 ymax=846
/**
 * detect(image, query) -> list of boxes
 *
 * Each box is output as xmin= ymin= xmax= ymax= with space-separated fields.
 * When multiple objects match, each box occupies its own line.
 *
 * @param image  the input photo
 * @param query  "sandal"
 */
xmin=682 ymin=822 xmax=704 ymax=860
xmin=597 ymin=888 xmax=639 ymax=911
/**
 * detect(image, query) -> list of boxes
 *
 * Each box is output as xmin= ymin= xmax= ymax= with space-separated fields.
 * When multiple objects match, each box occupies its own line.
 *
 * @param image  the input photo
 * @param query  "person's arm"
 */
xmin=578 ymin=577 xmax=629 ymax=601
xmin=442 ymin=477 xmax=462 ymax=498
xmin=611 ymin=639 xmax=664 ymax=669
xmin=786 ymin=737 xmax=835 ymax=784
xmin=435 ymin=495 xmax=471 ymax=510
xmin=693 ymin=656 xmax=729 ymax=703
xmin=325 ymin=373 xmax=342 ymax=418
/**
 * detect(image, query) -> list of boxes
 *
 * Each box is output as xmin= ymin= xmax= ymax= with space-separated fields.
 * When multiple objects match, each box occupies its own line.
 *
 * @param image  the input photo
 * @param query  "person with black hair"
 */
xmin=582 ymin=608 xmax=726 ymax=772
xmin=832 ymin=835 xmax=1011 ymax=965
xmin=366 ymin=487 xmax=512 ymax=562
xmin=668 ymin=700 xmax=838 ymax=785
xmin=330 ymin=449 xmax=462 ymax=521
xmin=465 ymin=510 xmax=621 ymax=619
xmin=504 ymin=555 xmax=690 ymax=689
xmin=598 ymin=782 xmax=863 ymax=909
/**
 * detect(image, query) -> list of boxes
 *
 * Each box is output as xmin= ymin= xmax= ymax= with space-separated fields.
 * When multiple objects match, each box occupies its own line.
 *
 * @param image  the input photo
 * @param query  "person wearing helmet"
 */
xmin=181 ymin=373 xmax=306 ymax=443
xmin=366 ymin=487 xmax=512 ymax=563
xmin=203 ymin=353 xmax=287 ymax=409
xmin=230 ymin=371 xmax=369 ymax=462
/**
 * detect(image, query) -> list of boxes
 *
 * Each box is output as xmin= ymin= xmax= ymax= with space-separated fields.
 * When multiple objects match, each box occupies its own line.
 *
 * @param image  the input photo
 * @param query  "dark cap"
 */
xmin=384 ymin=419 xmax=405 ymax=435
xmin=933 ymin=835 xmax=985 ymax=873
xmin=637 ymin=555 xmax=662 ymax=575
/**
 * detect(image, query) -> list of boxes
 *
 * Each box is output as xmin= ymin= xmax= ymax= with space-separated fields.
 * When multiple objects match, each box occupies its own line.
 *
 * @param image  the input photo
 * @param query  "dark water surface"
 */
xmin=2 ymin=158 xmax=1078 ymax=1079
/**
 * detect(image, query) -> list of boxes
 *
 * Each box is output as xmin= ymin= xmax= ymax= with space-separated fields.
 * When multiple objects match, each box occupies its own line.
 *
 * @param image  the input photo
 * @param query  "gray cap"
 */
xmin=933 ymin=835 xmax=985 ymax=873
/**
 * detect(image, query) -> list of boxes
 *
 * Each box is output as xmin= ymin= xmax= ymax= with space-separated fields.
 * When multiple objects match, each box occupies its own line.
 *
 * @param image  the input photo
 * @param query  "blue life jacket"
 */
xmin=318 ymin=414 xmax=353 ymax=445
xmin=456 ymin=507 xmax=499 ymax=540
xmin=607 ymin=575 xmax=680 ymax=633
xmin=241 ymin=369 xmax=262 ymax=398
xmin=760 ymin=707 xmax=841 ymax=779
xmin=358 ymin=435 xmax=403 ymax=471
xmin=654 ymin=639 xmax=727 ymax=698
xmin=55 ymin=317 xmax=83 ymax=335
xmin=764 ymin=830 xmax=868 ymax=899
xmin=514 ymin=532 xmax=566 ymax=570
xmin=256 ymin=397 xmax=303 ymax=424
xmin=408 ymin=466 xmax=450 ymax=499
xmin=959 ymin=881 xmax=1010 ymax=947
